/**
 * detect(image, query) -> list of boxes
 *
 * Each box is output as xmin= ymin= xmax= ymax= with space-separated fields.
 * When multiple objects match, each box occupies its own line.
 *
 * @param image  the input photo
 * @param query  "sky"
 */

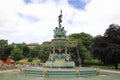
xmin=0 ymin=0 xmax=120 ymax=44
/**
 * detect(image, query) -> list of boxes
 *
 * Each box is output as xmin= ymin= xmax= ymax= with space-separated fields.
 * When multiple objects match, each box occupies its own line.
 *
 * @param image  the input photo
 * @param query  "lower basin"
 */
xmin=23 ymin=67 xmax=98 ymax=77
xmin=0 ymin=70 xmax=120 ymax=80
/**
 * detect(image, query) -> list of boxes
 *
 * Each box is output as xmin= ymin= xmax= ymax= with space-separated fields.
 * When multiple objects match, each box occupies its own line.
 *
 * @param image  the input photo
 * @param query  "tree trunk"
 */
xmin=114 ymin=63 xmax=118 ymax=69
xmin=82 ymin=58 xmax=84 ymax=64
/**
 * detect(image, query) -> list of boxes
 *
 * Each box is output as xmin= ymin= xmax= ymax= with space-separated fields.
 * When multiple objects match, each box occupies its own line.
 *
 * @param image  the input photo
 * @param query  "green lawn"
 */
xmin=83 ymin=59 xmax=120 ymax=69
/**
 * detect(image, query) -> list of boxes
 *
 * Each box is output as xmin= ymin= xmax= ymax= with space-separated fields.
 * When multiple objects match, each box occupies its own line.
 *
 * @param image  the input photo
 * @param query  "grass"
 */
xmin=83 ymin=59 xmax=120 ymax=69
xmin=0 ymin=60 xmax=2 ymax=65
xmin=32 ymin=59 xmax=40 ymax=63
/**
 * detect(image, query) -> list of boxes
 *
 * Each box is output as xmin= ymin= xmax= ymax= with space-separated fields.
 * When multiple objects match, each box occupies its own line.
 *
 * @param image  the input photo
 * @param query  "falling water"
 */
xmin=76 ymin=45 xmax=82 ymax=67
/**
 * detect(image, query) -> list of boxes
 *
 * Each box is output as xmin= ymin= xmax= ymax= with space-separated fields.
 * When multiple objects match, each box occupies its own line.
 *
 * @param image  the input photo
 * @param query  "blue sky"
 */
xmin=22 ymin=0 xmax=88 ymax=23
xmin=68 ymin=0 xmax=87 ymax=9
xmin=0 ymin=0 xmax=120 ymax=44
xmin=24 ymin=0 xmax=88 ymax=9
xmin=24 ymin=0 xmax=32 ymax=4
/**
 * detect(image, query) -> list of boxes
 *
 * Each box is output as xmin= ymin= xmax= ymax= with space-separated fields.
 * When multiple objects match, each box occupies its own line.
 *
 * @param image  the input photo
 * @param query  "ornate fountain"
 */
xmin=24 ymin=10 xmax=98 ymax=79
xmin=44 ymin=10 xmax=76 ymax=68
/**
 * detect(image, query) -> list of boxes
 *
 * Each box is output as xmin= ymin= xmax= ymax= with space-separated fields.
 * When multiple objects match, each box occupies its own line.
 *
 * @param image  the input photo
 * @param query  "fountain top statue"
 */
xmin=58 ymin=10 xmax=62 ymax=27
xmin=54 ymin=10 xmax=67 ymax=38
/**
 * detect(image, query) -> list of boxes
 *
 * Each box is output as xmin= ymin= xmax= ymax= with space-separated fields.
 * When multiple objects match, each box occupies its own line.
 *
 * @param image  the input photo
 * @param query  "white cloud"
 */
xmin=0 ymin=0 xmax=120 ymax=44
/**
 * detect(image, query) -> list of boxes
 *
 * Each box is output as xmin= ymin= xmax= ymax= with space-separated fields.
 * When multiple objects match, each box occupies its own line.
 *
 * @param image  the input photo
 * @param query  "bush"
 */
xmin=28 ymin=58 xmax=33 ymax=62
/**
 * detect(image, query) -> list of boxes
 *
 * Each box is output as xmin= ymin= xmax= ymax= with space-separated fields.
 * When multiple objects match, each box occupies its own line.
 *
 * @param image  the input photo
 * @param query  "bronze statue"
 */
xmin=58 ymin=10 xmax=62 ymax=25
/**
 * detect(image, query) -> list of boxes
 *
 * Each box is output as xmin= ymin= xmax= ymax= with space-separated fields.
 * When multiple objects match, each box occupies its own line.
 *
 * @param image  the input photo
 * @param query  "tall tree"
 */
xmin=12 ymin=43 xmax=30 ymax=58
xmin=29 ymin=45 xmax=41 ymax=58
xmin=92 ymin=24 xmax=120 ymax=69
xmin=38 ymin=46 xmax=50 ymax=62
xmin=9 ymin=47 xmax=24 ymax=61
xmin=104 ymin=24 xmax=120 ymax=69
xmin=92 ymin=35 xmax=108 ymax=64
xmin=23 ymin=46 xmax=30 ymax=57
xmin=68 ymin=32 xmax=93 ymax=65
xmin=0 ymin=39 xmax=9 ymax=61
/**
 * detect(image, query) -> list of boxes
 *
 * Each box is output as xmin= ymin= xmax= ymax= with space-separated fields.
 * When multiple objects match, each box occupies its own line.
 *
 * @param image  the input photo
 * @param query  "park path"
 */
xmin=100 ymin=69 xmax=120 ymax=74
xmin=0 ymin=69 xmax=19 ymax=73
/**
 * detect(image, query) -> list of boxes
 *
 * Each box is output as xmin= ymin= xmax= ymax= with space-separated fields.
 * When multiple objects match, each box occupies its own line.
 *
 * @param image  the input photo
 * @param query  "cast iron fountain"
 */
xmin=23 ymin=10 xmax=98 ymax=79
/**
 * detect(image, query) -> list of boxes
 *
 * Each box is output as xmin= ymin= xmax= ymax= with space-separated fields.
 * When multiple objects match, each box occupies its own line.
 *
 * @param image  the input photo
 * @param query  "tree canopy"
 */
xmin=9 ymin=47 xmax=24 ymax=61
xmin=92 ymin=24 xmax=120 ymax=69
xmin=0 ymin=39 xmax=11 ymax=61
xmin=68 ymin=32 xmax=93 ymax=65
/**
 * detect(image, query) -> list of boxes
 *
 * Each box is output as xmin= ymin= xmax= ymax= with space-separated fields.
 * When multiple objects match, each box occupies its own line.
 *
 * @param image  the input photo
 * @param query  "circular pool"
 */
xmin=0 ymin=70 xmax=120 ymax=80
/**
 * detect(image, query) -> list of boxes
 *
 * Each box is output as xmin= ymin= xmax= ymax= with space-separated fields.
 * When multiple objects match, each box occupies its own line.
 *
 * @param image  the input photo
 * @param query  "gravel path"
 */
xmin=0 ymin=69 xmax=20 ymax=73
xmin=100 ymin=69 xmax=120 ymax=74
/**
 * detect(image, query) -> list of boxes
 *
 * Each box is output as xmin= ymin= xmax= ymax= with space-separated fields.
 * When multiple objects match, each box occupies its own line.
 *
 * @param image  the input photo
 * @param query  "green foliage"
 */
xmin=68 ymin=32 xmax=93 ymax=65
xmin=0 ymin=39 xmax=11 ymax=61
xmin=28 ymin=45 xmax=49 ymax=63
xmin=9 ymin=47 xmax=24 ymax=61
xmin=29 ymin=45 xmax=41 ymax=58
xmin=2 ymin=45 xmax=13 ymax=61
xmin=92 ymin=35 xmax=107 ymax=63
xmin=28 ymin=58 xmax=33 ymax=62
xmin=92 ymin=24 xmax=120 ymax=69
xmin=22 ymin=46 xmax=30 ymax=57
xmin=14 ymin=43 xmax=30 ymax=58
xmin=0 ymin=39 xmax=8 ymax=48
xmin=38 ymin=46 xmax=50 ymax=62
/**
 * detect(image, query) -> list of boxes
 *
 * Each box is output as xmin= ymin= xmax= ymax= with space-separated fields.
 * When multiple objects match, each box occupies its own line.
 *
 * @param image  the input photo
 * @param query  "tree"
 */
xmin=104 ymin=24 xmax=120 ymax=69
xmin=29 ymin=45 xmax=41 ymax=58
xmin=9 ymin=47 xmax=24 ymax=61
xmin=92 ymin=24 xmax=120 ymax=69
xmin=0 ymin=39 xmax=8 ymax=48
xmin=0 ymin=39 xmax=9 ymax=61
xmin=91 ymin=35 xmax=108 ymax=64
xmin=22 ymin=46 xmax=30 ymax=57
xmin=15 ymin=43 xmax=30 ymax=57
xmin=38 ymin=46 xmax=50 ymax=62
xmin=11 ymin=43 xmax=30 ymax=58
xmin=68 ymin=32 xmax=93 ymax=65
xmin=1 ymin=45 xmax=13 ymax=61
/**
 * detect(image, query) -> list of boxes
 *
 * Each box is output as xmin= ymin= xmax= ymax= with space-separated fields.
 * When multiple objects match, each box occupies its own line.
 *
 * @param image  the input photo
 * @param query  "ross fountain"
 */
xmin=1 ymin=11 xmax=120 ymax=80
xmin=23 ymin=10 xmax=98 ymax=79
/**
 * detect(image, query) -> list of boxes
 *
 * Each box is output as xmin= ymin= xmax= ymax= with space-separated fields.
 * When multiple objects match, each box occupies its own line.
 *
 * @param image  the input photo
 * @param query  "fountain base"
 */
xmin=24 ymin=67 xmax=99 ymax=78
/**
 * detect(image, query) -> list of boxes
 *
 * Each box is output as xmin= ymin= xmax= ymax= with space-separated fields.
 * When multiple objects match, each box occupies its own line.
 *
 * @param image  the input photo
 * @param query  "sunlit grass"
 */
xmin=0 ymin=60 xmax=2 ymax=64
xmin=83 ymin=59 xmax=120 ymax=69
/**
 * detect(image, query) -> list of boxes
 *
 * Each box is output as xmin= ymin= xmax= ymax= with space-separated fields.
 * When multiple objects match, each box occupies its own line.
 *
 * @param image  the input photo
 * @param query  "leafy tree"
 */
xmin=92 ymin=24 xmax=120 ymax=69
xmin=22 ymin=45 xmax=30 ymax=57
xmin=0 ymin=39 xmax=8 ymax=47
xmin=0 ymin=39 xmax=9 ymax=61
xmin=68 ymin=32 xmax=93 ymax=65
xmin=9 ymin=47 xmax=24 ymax=61
xmin=12 ymin=43 xmax=30 ymax=58
xmin=38 ymin=46 xmax=50 ymax=62
xmin=28 ymin=44 xmax=50 ymax=62
xmin=104 ymin=24 xmax=120 ymax=69
xmin=29 ymin=45 xmax=41 ymax=58
xmin=91 ymin=35 xmax=107 ymax=64
xmin=1 ymin=45 xmax=13 ymax=61
xmin=78 ymin=32 xmax=93 ymax=50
